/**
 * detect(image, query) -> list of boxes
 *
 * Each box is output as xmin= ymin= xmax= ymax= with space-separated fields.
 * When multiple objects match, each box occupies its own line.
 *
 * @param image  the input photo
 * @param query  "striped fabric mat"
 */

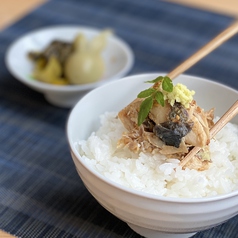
xmin=0 ymin=0 xmax=238 ymax=237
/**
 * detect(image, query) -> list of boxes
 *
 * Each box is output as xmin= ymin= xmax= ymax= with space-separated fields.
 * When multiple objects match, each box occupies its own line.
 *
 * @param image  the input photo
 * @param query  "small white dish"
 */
xmin=5 ymin=25 xmax=134 ymax=107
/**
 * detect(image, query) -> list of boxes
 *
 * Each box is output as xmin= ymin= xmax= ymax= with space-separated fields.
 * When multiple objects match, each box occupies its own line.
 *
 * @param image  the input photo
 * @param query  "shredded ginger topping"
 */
xmin=165 ymin=83 xmax=195 ymax=108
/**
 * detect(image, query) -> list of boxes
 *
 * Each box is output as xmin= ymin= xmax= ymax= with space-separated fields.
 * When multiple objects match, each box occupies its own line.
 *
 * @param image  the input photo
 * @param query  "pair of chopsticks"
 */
xmin=164 ymin=20 xmax=238 ymax=167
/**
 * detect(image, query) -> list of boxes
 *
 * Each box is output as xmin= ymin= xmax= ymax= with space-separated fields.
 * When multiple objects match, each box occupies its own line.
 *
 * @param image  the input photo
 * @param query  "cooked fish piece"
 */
xmin=185 ymin=101 xmax=214 ymax=147
xmin=118 ymin=97 xmax=214 ymax=170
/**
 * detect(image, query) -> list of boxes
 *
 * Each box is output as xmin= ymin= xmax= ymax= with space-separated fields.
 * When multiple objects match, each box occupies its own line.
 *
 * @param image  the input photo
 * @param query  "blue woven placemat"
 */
xmin=0 ymin=0 xmax=238 ymax=237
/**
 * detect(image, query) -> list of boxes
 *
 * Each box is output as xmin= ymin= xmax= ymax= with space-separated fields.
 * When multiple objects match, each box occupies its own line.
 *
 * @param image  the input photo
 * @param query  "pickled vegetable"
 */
xmin=65 ymin=30 xmax=111 ymax=84
xmin=32 ymin=57 xmax=68 ymax=85
xmin=28 ymin=30 xmax=111 ymax=85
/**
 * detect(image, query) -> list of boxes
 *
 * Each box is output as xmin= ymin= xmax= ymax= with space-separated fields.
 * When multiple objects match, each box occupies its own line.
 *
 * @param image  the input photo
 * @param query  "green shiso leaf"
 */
xmin=154 ymin=91 xmax=165 ymax=107
xmin=137 ymin=76 xmax=174 ymax=126
xmin=137 ymin=88 xmax=156 ymax=98
xmin=138 ymin=96 xmax=153 ymax=126
xmin=145 ymin=76 xmax=164 ymax=84
xmin=162 ymin=76 xmax=173 ymax=92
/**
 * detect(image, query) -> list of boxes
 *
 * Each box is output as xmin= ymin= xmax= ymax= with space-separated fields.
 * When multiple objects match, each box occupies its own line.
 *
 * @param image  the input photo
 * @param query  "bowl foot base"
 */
xmin=128 ymin=223 xmax=196 ymax=238
xmin=44 ymin=92 xmax=86 ymax=108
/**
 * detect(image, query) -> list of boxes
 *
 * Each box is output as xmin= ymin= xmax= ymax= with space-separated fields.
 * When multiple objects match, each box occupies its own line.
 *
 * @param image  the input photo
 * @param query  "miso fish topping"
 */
xmin=118 ymin=76 xmax=214 ymax=171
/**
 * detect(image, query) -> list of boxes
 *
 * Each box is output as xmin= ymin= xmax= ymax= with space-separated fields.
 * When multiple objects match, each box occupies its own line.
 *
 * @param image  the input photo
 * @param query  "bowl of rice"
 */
xmin=67 ymin=73 xmax=238 ymax=238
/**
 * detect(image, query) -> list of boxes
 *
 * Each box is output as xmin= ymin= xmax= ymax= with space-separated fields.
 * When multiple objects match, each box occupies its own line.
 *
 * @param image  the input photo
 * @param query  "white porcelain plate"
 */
xmin=5 ymin=25 xmax=134 ymax=107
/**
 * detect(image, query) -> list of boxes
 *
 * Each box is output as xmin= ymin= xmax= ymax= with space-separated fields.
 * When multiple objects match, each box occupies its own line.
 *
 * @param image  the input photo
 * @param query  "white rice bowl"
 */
xmin=68 ymin=74 xmax=238 ymax=238
xmin=77 ymin=112 xmax=238 ymax=198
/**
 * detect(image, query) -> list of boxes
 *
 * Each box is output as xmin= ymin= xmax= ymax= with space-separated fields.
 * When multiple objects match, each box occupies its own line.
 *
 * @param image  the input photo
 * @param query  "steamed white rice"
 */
xmin=77 ymin=112 xmax=238 ymax=198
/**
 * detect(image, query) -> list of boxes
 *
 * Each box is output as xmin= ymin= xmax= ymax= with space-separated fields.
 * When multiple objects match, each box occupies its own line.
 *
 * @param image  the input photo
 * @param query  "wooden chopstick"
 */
xmin=164 ymin=20 xmax=238 ymax=167
xmin=180 ymin=100 xmax=238 ymax=168
xmin=151 ymin=20 xmax=238 ymax=167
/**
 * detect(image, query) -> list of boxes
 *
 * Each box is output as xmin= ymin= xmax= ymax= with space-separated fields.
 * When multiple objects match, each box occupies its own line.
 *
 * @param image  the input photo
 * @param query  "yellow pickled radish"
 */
xmin=33 ymin=57 xmax=68 ymax=85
